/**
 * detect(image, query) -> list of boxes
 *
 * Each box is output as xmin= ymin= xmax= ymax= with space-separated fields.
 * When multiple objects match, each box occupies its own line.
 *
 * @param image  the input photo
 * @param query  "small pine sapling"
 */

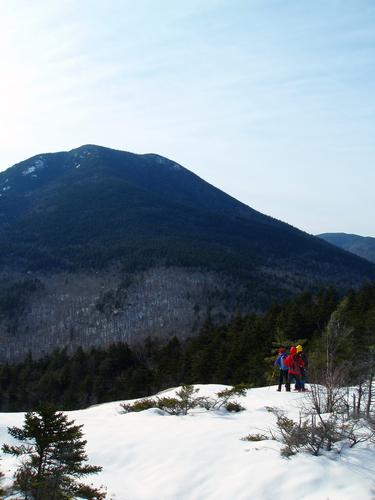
xmin=2 ymin=404 xmax=106 ymax=499
xmin=212 ymin=384 xmax=249 ymax=411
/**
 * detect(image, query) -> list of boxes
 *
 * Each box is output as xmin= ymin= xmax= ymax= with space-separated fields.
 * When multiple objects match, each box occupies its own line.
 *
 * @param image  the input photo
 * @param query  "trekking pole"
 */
xmin=268 ymin=369 xmax=275 ymax=390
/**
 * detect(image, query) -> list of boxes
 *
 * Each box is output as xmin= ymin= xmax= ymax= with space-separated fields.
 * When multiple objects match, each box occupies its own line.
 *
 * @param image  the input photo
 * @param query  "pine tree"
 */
xmin=2 ymin=405 xmax=105 ymax=499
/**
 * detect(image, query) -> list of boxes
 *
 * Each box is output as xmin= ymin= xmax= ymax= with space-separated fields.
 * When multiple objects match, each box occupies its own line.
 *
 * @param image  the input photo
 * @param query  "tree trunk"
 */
xmin=366 ymin=372 xmax=374 ymax=418
xmin=357 ymin=382 xmax=363 ymax=417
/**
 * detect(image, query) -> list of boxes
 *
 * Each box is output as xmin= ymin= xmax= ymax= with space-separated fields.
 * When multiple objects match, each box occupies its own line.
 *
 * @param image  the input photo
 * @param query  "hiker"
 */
xmin=296 ymin=344 xmax=308 ymax=391
xmin=274 ymin=346 xmax=288 ymax=391
xmin=284 ymin=346 xmax=304 ymax=392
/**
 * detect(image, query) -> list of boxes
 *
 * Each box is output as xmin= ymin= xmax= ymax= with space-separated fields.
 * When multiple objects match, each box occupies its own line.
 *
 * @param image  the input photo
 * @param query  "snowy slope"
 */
xmin=1 ymin=385 xmax=374 ymax=500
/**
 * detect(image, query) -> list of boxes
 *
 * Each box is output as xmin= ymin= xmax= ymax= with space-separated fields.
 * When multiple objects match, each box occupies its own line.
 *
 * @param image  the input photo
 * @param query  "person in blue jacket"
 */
xmin=274 ymin=346 xmax=288 ymax=391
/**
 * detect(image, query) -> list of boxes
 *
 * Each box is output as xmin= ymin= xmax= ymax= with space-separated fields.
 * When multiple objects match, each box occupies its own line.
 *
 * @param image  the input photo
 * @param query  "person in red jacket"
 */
xmin=284 ymin=346 xmax=304 ymax=392
xmin=296 ymin=344 xmax=308 ymax=391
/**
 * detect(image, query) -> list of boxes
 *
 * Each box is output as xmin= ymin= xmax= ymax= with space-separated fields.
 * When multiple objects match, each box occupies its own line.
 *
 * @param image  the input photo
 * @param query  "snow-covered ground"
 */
xmin=1 ymin=385 xmax=374 ymax=500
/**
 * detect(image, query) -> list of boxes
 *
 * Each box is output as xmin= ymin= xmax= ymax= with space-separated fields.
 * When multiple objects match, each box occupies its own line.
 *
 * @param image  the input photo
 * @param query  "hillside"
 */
xmin=0 ymin=145 xmax=375 ymax=362
xmin=1 ymin=385 xmax=374 ymax=499
xmin=318 ymin=233 xmax=375 ymax=264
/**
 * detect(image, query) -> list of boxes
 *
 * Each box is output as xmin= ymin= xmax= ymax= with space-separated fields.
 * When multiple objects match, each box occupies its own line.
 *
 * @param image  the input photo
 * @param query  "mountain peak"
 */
xmin=1 ymin=145 xmax=374 ymax=284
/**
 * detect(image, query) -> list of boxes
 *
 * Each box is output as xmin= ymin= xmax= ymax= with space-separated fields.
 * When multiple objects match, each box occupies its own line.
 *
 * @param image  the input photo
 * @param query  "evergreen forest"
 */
xmin=1 ymin=282 xmax=374 ymax=412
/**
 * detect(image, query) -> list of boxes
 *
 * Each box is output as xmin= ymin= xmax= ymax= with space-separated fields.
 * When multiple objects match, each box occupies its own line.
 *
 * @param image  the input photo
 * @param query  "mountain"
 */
xmin=0 ymin=144 xmax=374 ymax=362
xmin=318 ymin=233 xmax=375 ymax=264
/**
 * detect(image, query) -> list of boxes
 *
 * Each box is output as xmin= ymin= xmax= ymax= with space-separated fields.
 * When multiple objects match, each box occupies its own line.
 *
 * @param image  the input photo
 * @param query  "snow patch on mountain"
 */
xmin=147 ymin=154 xmax=183 ymax=171
xmin=78 ymin=149 xmax=92 ymax=159
xmin=22 ymin=166 xmax=36 ymax=175
xmin=1 ymin=385 xmax=374 ymax=499
xmin=22 ymin=157 xmax=45 ymax=176
xmin=34 ymin=159 xmax=44 ymax=168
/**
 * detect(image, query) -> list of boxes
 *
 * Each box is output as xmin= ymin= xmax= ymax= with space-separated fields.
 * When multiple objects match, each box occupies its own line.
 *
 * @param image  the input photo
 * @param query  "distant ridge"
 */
xmin=318 ymin=233 xmax=375 ymax=264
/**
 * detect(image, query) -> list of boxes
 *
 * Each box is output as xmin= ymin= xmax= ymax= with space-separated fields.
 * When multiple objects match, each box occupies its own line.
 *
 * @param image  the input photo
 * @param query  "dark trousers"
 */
xmin=277 ymin=370 xmax=288 ymax=391
xmin=291 ymin=369 xmax=306 ymax=390
xmin=286 ymin=373 xmax=301 ymax=392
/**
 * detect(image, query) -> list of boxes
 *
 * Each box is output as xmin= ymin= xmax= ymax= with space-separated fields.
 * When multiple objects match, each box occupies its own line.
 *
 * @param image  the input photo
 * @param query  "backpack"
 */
xmin=279 ymin=353 xmax=287 ymax=370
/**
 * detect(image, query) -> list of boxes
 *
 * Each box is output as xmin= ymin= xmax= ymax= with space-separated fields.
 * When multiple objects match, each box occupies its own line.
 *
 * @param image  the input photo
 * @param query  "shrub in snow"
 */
xmin=307 ymin=378 xmax=375 ymax=452
xmin=212 ymin=384 xmax=248 ymax=410
xmin=121 ymin=384 xmax=248 ymax=415
xmin=154 ymin=396 xmax=195 ymax=416
xmin=339 ymin=418 xmax=375 ymax=448
xmin=269 ymin=382 xmax=375 ymax=458
xmin=270 ymin=408 xmax=341 ymax=457
xmin=171 ymin=385 xmax=204 ymax=415
xmin=157 ymin=384 xmax=205 ymax=415
xmin=121 ymin=399 xmax=156 ymax=413
xmin=273 ymin=408 xmax=375 ymax=457
xmin=2 ymin=404 xmax=106 ymax=499
xmin=241 ymin=433 xmax=269 ymax=442
xmin=121 ymin=385 xmax=204 ymax=416
xmin=194 ymin=384 xmax=248 ymax=412
xmin=0 ymin=466 xmax=5 ymax=497
xmin=224 ymin=401 xmax=245 ymax=412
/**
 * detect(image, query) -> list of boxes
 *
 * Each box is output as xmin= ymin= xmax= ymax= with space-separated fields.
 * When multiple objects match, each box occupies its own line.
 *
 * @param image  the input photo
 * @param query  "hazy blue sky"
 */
xmin=1 ymin=0 xmax=374 ymax=236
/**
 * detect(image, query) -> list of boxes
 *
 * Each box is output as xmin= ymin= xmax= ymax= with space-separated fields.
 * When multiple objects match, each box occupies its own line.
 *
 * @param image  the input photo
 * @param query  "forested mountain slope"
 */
xmin=0 ymin=145 xmax=374 ymax=362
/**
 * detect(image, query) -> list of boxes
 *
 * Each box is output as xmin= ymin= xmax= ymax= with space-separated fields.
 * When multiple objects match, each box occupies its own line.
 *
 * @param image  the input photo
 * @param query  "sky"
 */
xmin=0 ymin=0 xmax=374 ymax=236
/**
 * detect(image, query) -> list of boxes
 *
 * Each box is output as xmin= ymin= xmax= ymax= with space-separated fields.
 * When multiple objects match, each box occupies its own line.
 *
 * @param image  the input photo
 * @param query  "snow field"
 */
xmin=1 ymin=385 xmax=374 ymax=499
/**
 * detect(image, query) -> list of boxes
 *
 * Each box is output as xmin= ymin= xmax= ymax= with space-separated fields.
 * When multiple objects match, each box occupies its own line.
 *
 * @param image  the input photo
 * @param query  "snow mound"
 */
xmin=1 ymin=385 xmax=374 ymax=499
